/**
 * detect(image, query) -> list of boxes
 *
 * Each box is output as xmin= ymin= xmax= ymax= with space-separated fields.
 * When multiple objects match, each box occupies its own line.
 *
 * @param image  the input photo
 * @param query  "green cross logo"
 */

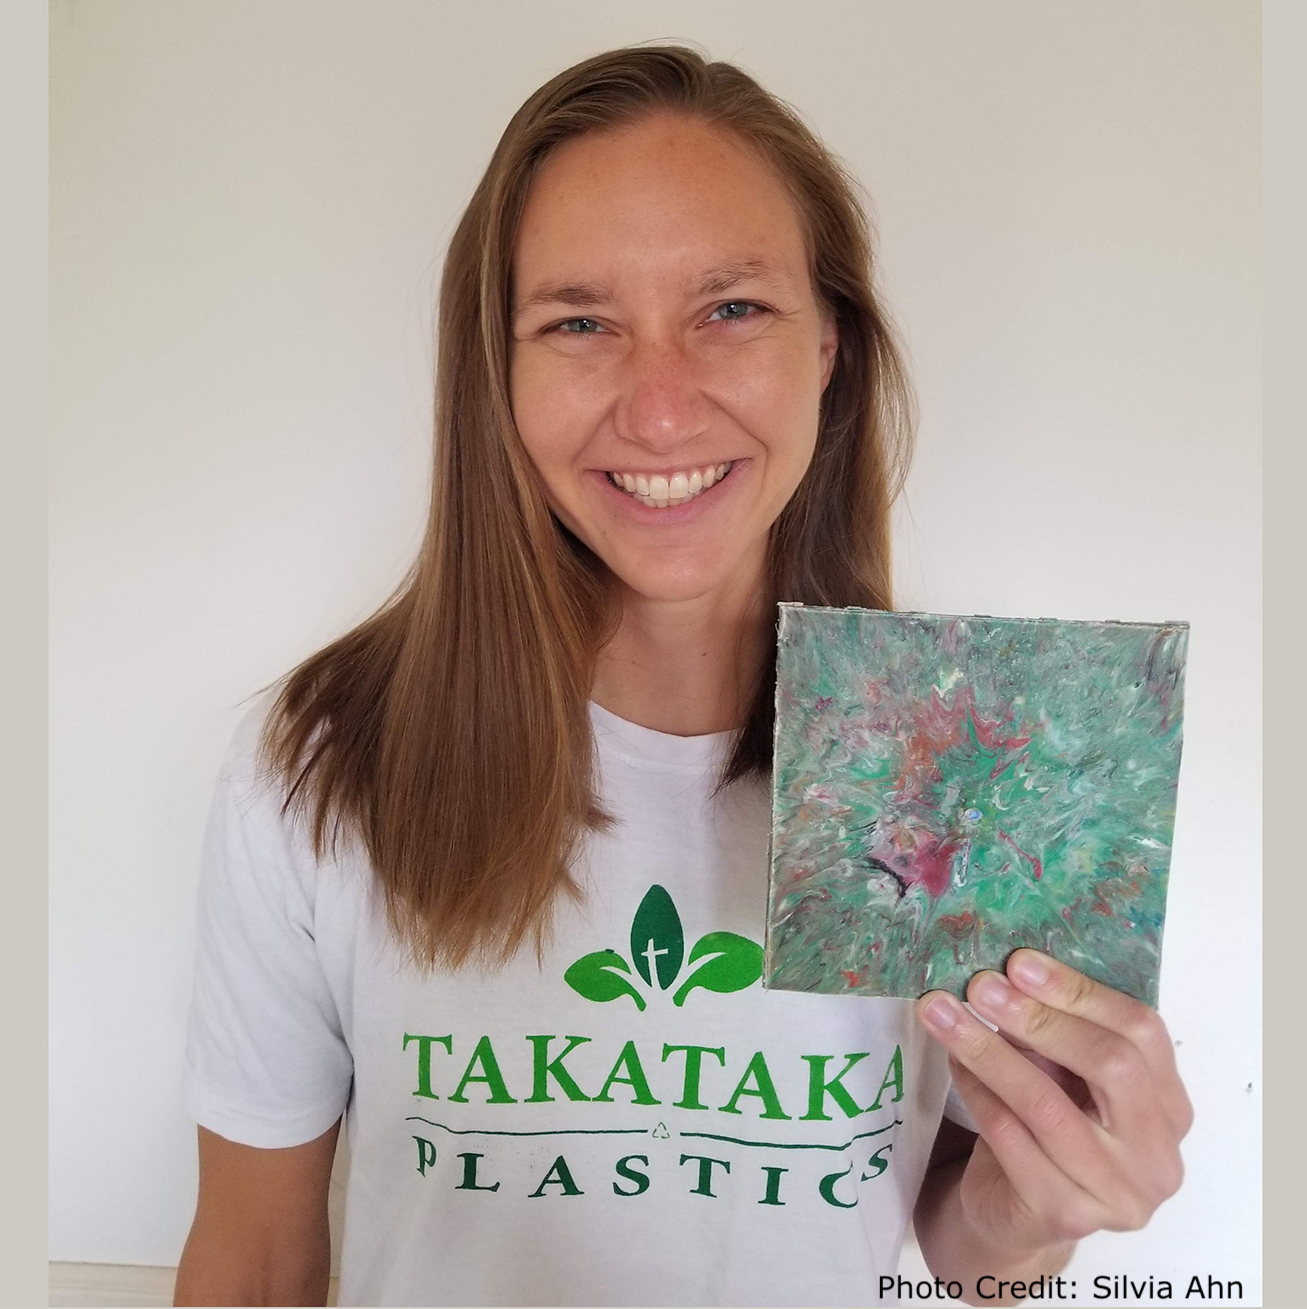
xmin=564 ymin=884 xmax=764 ymax=1011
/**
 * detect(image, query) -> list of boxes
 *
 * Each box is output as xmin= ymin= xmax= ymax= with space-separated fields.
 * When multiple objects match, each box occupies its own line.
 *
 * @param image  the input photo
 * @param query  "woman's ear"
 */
xmin=818 ymin=309 xmax=839 ymax=393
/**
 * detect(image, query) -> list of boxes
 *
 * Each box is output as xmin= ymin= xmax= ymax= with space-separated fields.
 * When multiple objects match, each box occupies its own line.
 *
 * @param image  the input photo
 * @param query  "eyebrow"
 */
xmin=513 ymin=258 xmax=788 ymax=319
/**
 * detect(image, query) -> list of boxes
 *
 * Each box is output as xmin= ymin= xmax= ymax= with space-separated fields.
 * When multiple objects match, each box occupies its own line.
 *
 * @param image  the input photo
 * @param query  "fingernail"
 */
xmin=971 ymin=972 xmax=1012 ymax=1010
xmin=923 ymin=995 xmax=959 ymax=1031
xmin=1010 ymin=951 xmax=1051 ymax=987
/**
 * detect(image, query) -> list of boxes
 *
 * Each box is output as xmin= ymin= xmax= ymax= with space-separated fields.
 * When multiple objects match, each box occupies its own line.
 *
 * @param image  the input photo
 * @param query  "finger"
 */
xmin=919 ymin=989 xmax=1126 ymax=1206
xmin=946 ymin=1057 xmax=1109 ymax=1247
xmin=1005 ymin=950 xmax=1194 ymax=1138
xmin=962 ymin=1006 xmax=1089 ymax=1099
xmin=966 ymin=970 xmax=1175 ymax=1146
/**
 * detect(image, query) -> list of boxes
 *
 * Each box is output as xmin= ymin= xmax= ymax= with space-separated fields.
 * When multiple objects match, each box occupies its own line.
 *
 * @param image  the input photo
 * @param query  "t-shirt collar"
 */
xmin=588 ymin=700 xmax=738 ymax=770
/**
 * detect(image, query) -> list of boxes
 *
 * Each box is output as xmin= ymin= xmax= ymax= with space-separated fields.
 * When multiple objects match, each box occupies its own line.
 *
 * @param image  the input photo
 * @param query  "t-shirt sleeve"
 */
xmin=942 ymin=1076 xmax=979 ymax=1134
xmin=182 ymin=698 xmax=354 ymax=1147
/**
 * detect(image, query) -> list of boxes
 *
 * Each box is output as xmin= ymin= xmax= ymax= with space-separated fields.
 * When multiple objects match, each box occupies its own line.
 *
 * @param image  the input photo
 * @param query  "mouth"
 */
xmin=602 ymin=460 xmax=738 ymax=509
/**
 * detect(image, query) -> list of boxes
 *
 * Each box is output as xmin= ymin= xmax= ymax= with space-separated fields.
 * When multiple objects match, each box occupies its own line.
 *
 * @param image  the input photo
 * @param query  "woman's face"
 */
xmin=509 ymin=113 xmax=838 ymax=608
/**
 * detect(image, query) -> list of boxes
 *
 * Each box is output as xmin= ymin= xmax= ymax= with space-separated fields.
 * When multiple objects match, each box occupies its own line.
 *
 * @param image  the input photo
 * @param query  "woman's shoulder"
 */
xmin=209 ymin=686 xmax=329 ymax=872
xmin=220 ymin=686 xmax=277 ymax=773
xmin=213 ymin=686 xmax=287 ymax=813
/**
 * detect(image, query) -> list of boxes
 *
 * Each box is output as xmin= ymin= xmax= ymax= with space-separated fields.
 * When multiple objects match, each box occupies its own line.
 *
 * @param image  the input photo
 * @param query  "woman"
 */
xmin=175 ymin=44 xmax=1191 ymax=1308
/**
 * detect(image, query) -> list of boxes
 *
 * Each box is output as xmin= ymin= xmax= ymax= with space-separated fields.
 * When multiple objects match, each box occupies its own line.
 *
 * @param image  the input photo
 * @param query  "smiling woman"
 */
xmin=174 ymin=41 xmax=1187 ymax=1309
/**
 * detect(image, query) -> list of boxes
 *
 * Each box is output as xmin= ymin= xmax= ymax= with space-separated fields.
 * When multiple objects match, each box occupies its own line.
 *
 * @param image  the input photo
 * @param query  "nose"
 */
xmin=613 ymin=333 xmax=713 ymax=455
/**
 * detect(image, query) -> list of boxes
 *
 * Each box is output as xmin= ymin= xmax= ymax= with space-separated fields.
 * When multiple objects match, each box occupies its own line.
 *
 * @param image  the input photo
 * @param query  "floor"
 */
xmin=47 ymin=1263 xmax=340 ymax=1306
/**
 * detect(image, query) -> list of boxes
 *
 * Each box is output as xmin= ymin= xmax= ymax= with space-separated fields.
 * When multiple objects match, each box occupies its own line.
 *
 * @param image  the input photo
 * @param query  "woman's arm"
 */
xmin=173 ymin=1120 xmax=341 ymax=1307
xmin=914 ymin=1117 xmax=1074 ymax=1307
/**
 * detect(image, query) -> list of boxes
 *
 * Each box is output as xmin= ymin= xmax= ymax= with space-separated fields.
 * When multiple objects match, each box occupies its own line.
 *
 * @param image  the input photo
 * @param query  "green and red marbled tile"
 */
xmin=763 ymin=606 xmax=1188 ymax=1006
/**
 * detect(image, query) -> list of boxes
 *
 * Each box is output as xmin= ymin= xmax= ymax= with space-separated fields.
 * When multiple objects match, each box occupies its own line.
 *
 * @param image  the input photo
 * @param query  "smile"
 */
xmin=604 ymin=461 xmax=736 ymax=508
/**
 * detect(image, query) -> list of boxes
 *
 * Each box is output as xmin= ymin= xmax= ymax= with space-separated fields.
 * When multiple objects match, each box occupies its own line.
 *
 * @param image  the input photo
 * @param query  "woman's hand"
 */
xmin=916 ymin=949 xmax=1193 ymax=1260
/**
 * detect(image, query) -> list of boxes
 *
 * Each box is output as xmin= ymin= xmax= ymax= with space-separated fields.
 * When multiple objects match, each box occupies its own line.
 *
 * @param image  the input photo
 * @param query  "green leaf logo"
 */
xmin=672 ymin=931 xmax=764 ymax=1007
xmin=563 ymin=885 xmax=762 ymax=1011
xmin=630 ymin=884 xmax=684 ymax=990
xmin=563 ymin=949 xmax=647 ymax=1011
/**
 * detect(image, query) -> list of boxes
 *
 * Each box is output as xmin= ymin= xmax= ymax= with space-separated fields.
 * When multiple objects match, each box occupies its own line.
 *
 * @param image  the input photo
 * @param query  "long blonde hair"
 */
xmin=254 ymin=42 xmax=916 ymax=972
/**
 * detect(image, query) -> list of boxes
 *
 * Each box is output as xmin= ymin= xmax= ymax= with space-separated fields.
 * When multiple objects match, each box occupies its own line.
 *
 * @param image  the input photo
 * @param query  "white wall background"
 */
xmin=50 ymin=1 xmax=1260 ymax=1302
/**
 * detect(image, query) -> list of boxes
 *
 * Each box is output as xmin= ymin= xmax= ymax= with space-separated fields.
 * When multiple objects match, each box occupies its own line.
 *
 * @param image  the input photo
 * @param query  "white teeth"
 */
xmin=607 ymin=461 xmax=735 ymax=508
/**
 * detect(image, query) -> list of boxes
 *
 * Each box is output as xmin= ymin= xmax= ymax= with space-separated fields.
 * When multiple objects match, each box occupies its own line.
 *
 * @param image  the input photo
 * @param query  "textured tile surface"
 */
xmin=765 ymin=606 xmax=1188 ymax=1005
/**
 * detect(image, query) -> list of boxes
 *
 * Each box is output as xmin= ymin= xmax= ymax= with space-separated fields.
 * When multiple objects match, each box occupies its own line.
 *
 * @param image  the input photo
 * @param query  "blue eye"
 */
xmin=708 ymin=300 xmax=767 ymax=322
xmin=547 ymin=301 xmax=769 ymax=336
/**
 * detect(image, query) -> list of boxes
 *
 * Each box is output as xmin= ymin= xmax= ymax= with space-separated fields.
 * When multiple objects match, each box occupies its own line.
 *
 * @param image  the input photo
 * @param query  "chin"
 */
xmin=610 ymin=560 xmax=738 ymax=605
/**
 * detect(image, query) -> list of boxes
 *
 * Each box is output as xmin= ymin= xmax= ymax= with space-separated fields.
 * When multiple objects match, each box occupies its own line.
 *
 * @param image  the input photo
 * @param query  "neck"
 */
xmin=591 ymin=564 xmax=773 ymax=738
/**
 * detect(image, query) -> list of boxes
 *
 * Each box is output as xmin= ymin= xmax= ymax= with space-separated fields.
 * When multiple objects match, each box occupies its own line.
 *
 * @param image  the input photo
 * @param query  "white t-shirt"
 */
xmin=184 ymin=692 xmax=974 ymax=1307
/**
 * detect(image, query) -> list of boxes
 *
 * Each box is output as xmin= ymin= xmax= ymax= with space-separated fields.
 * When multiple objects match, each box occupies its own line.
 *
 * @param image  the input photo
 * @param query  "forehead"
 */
xmin=512 ymin=114 xmax=810 ymax=298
